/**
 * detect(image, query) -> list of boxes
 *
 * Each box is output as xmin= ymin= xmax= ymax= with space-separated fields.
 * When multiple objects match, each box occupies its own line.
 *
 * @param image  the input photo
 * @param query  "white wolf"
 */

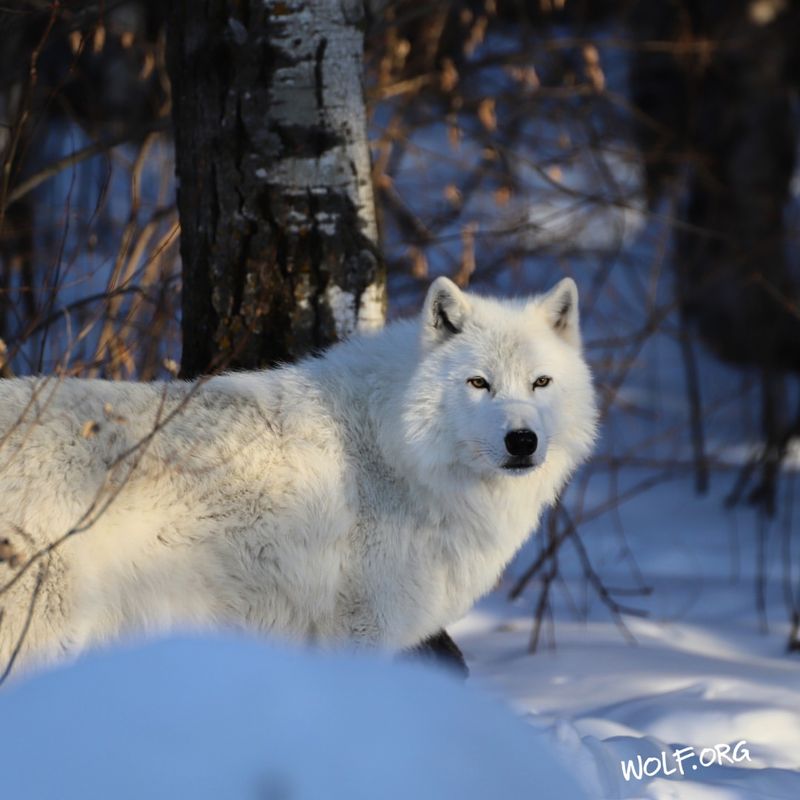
xmin=0 ymin=277 xmax=596 ymax=671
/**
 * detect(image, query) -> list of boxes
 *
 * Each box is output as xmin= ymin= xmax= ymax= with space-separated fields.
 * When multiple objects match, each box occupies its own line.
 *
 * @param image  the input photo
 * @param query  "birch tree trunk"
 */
xmin=167 ymin=0 xmax=386 ymax=376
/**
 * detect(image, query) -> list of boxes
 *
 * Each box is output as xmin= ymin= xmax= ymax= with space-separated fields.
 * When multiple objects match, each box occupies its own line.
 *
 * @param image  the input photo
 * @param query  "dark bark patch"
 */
xmin=314 ymin=37 xmax=327 ymax=109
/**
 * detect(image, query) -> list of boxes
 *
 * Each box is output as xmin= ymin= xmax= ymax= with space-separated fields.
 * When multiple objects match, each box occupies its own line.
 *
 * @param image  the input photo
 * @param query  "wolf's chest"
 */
xmin=399 ymin=492 xmax=540 ymax=628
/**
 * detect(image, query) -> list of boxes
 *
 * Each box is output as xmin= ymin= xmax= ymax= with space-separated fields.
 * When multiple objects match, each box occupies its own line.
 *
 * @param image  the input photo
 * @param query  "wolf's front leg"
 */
xmin=346 ymin=590 xmax=468 ymax=674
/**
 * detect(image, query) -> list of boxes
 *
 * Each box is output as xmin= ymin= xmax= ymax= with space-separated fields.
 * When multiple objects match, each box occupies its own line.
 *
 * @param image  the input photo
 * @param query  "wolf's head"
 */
xmin=396 ymin=277 xmax=597 ymax=487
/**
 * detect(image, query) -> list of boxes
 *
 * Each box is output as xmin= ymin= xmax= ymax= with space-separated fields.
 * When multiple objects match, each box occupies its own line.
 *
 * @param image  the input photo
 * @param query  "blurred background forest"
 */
xmin=2 ymin=0 xmax=800 ymax=655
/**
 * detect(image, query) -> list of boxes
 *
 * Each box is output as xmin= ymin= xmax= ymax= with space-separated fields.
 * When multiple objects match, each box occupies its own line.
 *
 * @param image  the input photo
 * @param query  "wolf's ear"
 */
xmin=540 ymin=277 xmax=581 ymax=347
xmin=422 ymin=277 xmax=471 ymax=343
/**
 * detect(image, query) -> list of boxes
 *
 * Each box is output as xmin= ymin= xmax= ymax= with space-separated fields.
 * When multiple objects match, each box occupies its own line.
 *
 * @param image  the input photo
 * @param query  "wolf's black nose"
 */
xmin=504 ymin=429 xmax=538 ymax=457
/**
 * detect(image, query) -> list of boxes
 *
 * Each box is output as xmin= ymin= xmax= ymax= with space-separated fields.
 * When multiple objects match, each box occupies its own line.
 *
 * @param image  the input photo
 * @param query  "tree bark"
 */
xmin=167 ymin=0 xmax=386 ymax=376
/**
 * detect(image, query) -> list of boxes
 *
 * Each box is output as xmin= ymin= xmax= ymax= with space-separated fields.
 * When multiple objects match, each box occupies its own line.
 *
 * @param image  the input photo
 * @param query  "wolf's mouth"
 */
xmin=501 ymin=457 xmax=535 ymax=472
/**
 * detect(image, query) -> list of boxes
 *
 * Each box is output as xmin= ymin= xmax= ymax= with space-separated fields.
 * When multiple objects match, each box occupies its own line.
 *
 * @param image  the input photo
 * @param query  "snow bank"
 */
xmin=0 ymin=635 xmax=587 ymax=800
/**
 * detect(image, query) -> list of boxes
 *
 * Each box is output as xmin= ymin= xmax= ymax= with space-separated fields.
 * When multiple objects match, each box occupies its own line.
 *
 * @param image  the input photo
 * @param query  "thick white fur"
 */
xmin=0 ymin=278 xmax=596 ymax=670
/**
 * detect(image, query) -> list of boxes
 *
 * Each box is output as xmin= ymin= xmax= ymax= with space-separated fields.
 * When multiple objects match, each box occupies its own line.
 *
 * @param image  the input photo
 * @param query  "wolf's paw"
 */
xmin=404 ymin=630 xmax=469 ymax=679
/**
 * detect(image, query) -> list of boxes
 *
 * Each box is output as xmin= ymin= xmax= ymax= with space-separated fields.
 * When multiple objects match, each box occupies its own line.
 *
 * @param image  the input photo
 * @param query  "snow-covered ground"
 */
xmin=454 ymin=470 xmax=800 ymax=799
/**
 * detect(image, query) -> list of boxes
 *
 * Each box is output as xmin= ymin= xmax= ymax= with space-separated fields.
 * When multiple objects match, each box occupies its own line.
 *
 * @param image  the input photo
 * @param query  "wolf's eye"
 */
xmin=532 ymin=375 xmax=552 ymax=389
xmin=467 ymin=376 xmax=491 ymax=391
